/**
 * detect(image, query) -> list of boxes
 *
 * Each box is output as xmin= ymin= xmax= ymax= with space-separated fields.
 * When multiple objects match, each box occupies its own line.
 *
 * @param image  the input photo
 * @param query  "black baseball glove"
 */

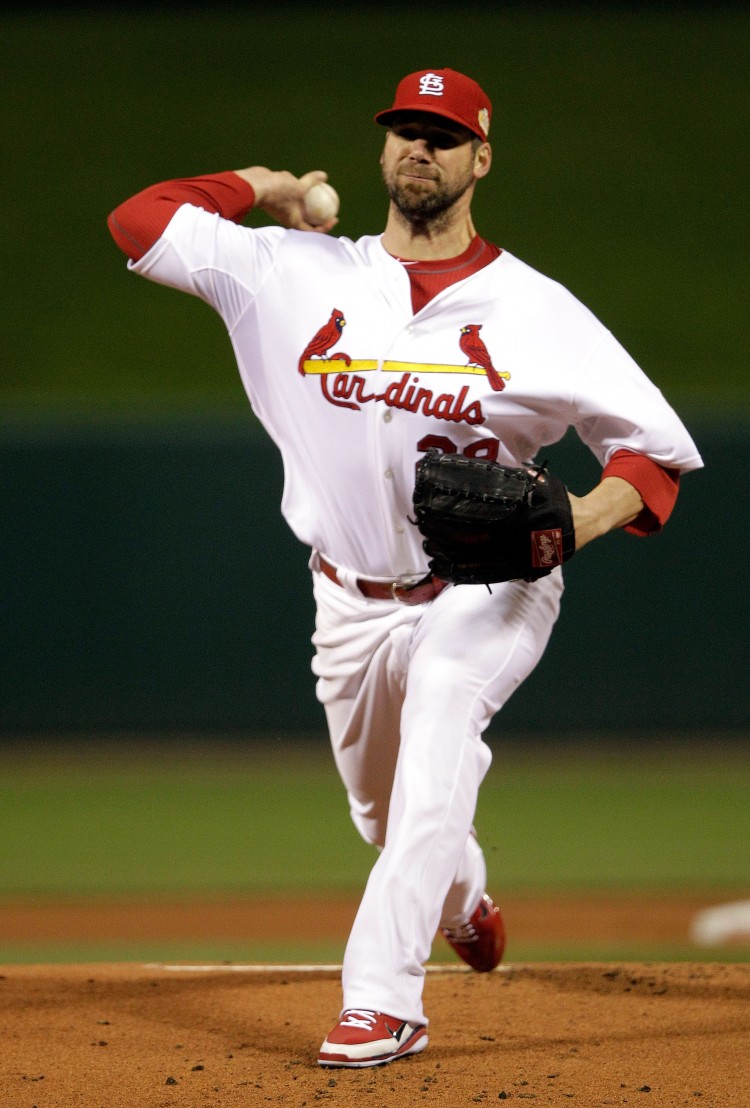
xmin=412 ymin=449 xmax=575 ymax=585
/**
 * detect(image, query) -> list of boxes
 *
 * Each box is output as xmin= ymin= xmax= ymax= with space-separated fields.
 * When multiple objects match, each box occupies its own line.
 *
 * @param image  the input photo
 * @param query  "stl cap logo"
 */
xmin=419 ymin=73 xmax=445 ymax=97
xmin=478 ymin=107 xmax=490 ymax=137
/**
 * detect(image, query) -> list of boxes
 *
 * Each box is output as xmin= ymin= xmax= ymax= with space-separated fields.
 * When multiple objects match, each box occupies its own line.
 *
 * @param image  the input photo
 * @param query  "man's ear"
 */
xmin=473 ymin=143 xmax=492 ymax=180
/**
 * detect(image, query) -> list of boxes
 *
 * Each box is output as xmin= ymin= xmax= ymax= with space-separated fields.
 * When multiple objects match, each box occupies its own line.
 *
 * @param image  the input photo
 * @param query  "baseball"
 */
xmin=303 ymin=181 xmax=339 ymax=225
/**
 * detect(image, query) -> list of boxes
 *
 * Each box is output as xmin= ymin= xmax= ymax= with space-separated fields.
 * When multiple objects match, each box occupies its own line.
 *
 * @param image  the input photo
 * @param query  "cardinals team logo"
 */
xmin=297 ymin=309 xmax=512 ymax=425
xmin=459 ymin=324 xmax=509 ymax=392
xmin=298 ymin=308 xmax=351 ymax=375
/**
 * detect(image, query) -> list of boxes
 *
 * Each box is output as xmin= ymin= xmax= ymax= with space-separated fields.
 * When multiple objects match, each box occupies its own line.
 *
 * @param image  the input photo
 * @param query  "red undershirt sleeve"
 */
xmin=601 ymin=449 xmax=681 ymax=536
xmin=107 ymin=172 xmax=256 ymax=262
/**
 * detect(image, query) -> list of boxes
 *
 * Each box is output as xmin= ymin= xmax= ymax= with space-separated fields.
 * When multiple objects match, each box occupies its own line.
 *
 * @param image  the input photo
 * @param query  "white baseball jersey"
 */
xmin=129 ymin=204 xmax=702 ymax=581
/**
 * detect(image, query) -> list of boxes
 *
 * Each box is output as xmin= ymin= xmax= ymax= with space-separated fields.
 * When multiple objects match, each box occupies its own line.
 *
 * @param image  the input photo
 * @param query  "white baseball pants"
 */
xmin=311 ymin=562 xmax=563 ymax=1026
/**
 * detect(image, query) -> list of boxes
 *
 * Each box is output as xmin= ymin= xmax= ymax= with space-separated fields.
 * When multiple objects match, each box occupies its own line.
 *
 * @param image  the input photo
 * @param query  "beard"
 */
xmin=383 ymin=163 xmax=475 ymax=227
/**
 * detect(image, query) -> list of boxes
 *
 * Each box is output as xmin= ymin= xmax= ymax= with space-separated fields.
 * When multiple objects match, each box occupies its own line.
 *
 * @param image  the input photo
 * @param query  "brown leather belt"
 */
xmin=318 ymin=556 xmax=448 ymax=605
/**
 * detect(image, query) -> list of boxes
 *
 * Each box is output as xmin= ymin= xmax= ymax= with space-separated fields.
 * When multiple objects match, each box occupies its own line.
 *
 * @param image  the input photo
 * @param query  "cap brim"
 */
xmin=374 ymin=105 xmax=486 ymax=141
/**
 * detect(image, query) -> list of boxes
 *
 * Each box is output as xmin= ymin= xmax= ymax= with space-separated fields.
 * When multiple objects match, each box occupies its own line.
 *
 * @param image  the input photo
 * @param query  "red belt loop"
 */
xmin=318 ymin=556 xmax=448 ymax=605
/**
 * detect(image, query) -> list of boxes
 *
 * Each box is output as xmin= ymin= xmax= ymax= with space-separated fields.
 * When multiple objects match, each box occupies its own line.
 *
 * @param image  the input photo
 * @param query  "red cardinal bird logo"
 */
xmin=459 ymin=324 xmax=509 ymax=392
xmin=298 ymin=308 xmax=352 ymax=375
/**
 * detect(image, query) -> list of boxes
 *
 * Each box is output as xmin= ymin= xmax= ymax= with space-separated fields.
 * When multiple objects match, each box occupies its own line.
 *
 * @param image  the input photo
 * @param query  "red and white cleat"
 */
xmin=318 ymin=1008 xmax=428 ymax=1068
xmin=441 ymin=893 xmax=506 ymax=972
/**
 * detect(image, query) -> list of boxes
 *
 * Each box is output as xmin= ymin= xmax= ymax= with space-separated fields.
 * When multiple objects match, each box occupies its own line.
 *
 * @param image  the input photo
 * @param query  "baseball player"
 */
xmin=107 ymin=68 xmax=703 ymax=1068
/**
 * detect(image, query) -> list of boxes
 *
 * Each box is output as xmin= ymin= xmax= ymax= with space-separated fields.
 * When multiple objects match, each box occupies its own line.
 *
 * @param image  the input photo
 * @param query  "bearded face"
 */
xmin=380 ymin=112 xmax=485 ymax=228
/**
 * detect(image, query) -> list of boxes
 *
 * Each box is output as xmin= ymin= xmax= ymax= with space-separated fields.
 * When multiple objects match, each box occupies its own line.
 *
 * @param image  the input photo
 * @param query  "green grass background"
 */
xmin=1 ymin=738 xmax=747 ymax=964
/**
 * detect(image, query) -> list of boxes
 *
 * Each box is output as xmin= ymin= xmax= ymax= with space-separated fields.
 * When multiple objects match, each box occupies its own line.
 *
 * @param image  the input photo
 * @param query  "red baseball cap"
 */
xmin=375 ymin=68 xmax=492 ymax=141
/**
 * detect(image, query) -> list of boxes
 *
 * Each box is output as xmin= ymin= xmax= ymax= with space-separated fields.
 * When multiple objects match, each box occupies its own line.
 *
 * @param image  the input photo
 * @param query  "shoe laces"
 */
xmin=340 ymin=1009 xmax=379 ymax=1030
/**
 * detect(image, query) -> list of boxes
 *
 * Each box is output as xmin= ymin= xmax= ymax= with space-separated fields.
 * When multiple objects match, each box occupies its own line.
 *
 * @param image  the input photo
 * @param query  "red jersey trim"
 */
xmin=392 ymin=237 xmax=502 ymax=313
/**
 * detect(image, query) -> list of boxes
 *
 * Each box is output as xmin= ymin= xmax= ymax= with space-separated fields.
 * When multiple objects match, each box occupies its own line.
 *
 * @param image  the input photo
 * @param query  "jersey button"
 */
xmin=384 ymin=468 xmax=393 ymax=479
xmin=383 ymin=410 xmax=393 ymax=423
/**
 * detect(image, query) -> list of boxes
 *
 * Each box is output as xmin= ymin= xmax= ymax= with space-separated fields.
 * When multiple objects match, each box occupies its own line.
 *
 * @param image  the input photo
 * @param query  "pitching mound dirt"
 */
xmin=1 ymin=961 xmax=748 ymax=1107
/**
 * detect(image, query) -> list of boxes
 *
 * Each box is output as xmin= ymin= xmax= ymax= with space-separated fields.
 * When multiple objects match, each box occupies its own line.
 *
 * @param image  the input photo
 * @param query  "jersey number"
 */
xmin=417 ymin=434 xmax=500 ymax=462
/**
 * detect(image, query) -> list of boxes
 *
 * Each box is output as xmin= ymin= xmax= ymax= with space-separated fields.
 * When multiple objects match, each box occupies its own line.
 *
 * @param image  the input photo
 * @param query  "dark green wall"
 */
xmin=1 ymin=416 xmax=315 ymax=732
xmin=1 ymin=7 xmax=748 ymax=411
xmin=2 ymin=415 xmax=745 ymax=734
